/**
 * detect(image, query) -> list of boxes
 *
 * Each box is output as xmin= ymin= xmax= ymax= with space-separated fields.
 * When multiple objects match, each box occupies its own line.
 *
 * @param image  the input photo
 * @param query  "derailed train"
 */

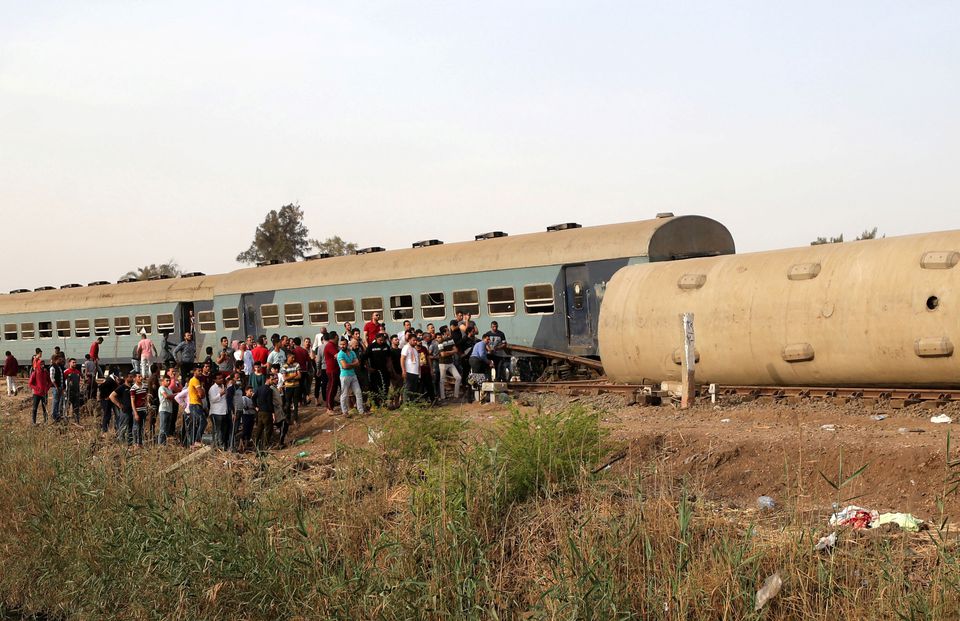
xmin=0 ymin=215 xmax=735 ymax=368
xmin=599 ymin=229 xmax=960 ymax=387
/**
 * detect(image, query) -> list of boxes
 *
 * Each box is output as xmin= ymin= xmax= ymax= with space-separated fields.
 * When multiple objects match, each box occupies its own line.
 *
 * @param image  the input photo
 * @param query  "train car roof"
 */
xmin=214 ymin=215 xmax=734 ymax=294
xmin=0 ymin=215 xmax=734 ymax=312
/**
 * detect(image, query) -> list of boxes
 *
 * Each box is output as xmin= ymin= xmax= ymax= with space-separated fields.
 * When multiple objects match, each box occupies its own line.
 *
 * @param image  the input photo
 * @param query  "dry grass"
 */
xmin=0 ymin=405 xmax=957 ymax=620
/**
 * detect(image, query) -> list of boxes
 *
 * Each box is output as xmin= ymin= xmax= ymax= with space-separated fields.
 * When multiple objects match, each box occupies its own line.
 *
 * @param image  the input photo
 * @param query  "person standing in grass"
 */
xmin=237 ymin=385 xmax=256 ymax=452
xmin=208 ymin=373 xmax=229 ymax=450
xmin=186 ymin=366 xmax=206 ymax=447
xmin=157 ymin=375 xmax=175 ymax=445
xmin=130 ymin=373 xmax=148 ymax=447
xmin=338 ymin=337 xmax=364 ymax=416
xmin=252 ymin=373 xmax=276 ymax=451
xmin=400 ymin=334 xmax=421 ymax=404
xmin=28 ymin=362 xmax=51 ymax=424
xmin=109 ymin=373 xmax=135 ymax=445
xmin=4 ymin=351 xmax=18 ymax=396
xmin=63 ymin=358 xmax=83 ymax=423
xmin=280 ymin=352 xmax=301 ymax=425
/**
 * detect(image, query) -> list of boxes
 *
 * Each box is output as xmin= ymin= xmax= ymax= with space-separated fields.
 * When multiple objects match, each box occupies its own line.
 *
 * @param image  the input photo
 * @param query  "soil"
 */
xmin=4 ymin=380 xmax=959 ymax=519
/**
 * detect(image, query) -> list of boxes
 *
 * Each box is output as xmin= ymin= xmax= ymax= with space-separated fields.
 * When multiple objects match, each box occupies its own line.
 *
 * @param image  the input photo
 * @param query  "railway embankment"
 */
xmin=0 ymin=393 xmax=957 ymax=619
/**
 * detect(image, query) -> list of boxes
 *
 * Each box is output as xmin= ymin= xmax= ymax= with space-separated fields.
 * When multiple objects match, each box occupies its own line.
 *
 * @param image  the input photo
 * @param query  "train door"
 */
xmin=180 ymin=302 xmax=195 ymax=335
xmin=240 ymin=294 xmax=258 ymax=339
xmin=563 ymin=265 xmax=593 ymax=347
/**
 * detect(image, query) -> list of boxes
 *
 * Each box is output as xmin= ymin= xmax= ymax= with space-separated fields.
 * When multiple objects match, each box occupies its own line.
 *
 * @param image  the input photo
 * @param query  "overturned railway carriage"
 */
xmin=0 ymin=215 xmax=734 ymax=369
xmin=599 ymin=230 xmax=960 ymax=387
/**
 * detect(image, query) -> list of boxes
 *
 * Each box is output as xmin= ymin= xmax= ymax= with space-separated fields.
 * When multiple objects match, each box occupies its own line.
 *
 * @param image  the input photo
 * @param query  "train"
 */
xmin=0 ymin=214 xmax=735 ymax=369
xmin=599 ymin=229 xmax=960 ymax=387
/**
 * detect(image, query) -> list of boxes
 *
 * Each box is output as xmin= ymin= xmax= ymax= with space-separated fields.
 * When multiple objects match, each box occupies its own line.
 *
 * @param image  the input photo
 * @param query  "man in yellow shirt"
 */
xmin=186 ymin=366 xmax=206 ymax=447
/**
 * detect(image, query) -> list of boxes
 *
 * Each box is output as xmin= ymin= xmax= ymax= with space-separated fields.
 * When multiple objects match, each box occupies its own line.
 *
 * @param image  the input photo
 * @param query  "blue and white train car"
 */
xmin=0 ymin=215 xmax=734 ymax=369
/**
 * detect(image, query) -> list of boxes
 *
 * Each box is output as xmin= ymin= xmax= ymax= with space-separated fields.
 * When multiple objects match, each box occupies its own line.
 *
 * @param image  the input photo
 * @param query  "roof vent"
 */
xmin=475 ymin=231 xmax=507 ymax=241
xmin=9 ymin=289 xmax=29 ymax=294
xmin=180 ymin=271 xmax=205 ymax=278
xmin=547 ymin=223 xmax=582 ymax=232
xmin=147 ymin=274 xmax=173 ymax=281
xmin=117 ymin=277 xmax=137 ymax=284
xmin=656 ymin=212 xmax=674 ymax=219
xmin=34 ymin=286 xmax=55 ymax=291
xmin=413 ymin=239 xmax=443 ymax=248
xmin=304 ymin=253 xmax=331 ymax=261
xmin=356 ymin=246 xmax=386 ymax=255
xmin=87 ymin=280 xmax=109 ymax=286
xmin=256 ymin=259 xmax=282 ymax=267
xmin=60 ymin=283 xmax=82 ymax=289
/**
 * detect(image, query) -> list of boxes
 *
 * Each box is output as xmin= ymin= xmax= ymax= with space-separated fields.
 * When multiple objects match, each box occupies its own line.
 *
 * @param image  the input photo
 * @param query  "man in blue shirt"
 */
xmin=337 ymin=337 xmax=365 ymax=416
xmin=469 ymin=334 xmax=493 ymax=377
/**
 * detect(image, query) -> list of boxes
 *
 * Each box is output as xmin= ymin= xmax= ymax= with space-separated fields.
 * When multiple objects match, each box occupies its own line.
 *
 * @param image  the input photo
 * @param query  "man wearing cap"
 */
xmin=136 ymin=330 xmax=157 ymax=380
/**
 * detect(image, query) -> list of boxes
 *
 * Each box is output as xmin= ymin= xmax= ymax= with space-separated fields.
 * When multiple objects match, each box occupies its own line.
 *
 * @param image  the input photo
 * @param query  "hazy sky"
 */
xmin=1 ymin=1 xmax=958 ymax=291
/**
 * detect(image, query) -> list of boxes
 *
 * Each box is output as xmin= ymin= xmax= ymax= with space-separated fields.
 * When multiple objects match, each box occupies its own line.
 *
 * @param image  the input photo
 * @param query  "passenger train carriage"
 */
xmin=0 ymin=215 xmax=734 ymax=369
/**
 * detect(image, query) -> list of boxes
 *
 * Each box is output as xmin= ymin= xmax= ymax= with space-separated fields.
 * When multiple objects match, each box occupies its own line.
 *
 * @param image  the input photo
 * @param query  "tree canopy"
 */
xmin=237 ymin=204 xmax=312 ymax=264
xmin=811 ymin=227 xmax=881 ymax=245
xmin=311 ymin=235 xmax=358 ymax=257
xmin=120 ymin=261 xmax=180 ymax=281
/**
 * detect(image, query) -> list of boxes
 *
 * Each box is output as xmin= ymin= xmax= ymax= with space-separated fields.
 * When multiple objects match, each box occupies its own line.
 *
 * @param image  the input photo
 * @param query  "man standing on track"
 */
xmin=136 ymin=330 xmax=157 ymax=380
xmin=173 ymin=332 xmax=197 ymax=386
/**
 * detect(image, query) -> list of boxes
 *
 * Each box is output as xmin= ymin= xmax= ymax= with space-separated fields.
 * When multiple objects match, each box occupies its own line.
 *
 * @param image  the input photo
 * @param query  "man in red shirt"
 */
xmin=251 ymin=336 xmax=269 ymax=366
xmin=323 ymin=331 xmax=340 ymax=411
xmin=363 ymin=312 xmax=381 ymax=346
xmin=90 ymin=337 xmax=103 ymax=369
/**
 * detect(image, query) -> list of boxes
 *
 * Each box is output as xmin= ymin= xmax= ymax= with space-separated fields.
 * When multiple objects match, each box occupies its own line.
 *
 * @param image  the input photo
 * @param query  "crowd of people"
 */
xmin=2 ymin=311 xmax=511 ymax=452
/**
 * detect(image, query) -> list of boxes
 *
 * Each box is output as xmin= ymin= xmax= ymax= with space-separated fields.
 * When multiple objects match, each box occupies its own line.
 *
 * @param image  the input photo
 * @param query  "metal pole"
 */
xmin=681 ymin=313 xmax=695 ymax=409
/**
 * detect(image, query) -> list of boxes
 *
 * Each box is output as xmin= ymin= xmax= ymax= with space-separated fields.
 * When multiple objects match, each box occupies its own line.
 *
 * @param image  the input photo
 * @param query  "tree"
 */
xmin=811 ymin=234 xmax=844 ymax=246
xmin=811 ymin=226 xmax=882 ymax=245
xmin=120 ymin=260 xmax=180 ymax=281
xmin=237 ymin=204 xmax=312 ymax=264
xmin=310 ymin=235 xmax=358 ymax=256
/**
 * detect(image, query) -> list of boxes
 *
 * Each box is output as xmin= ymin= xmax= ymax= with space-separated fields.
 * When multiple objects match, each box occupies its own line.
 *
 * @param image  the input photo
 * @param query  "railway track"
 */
xmin=502 ymin=380 xmax=960 ymax=406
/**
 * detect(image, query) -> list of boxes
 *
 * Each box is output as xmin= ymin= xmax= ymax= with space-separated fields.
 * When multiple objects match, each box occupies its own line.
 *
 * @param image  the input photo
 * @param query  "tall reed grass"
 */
xmin=0 ymin=405 xmax=956 ymax=619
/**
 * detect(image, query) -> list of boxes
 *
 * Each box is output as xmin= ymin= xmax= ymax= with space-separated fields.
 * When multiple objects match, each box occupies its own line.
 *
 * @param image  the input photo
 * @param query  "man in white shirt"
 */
xmin=400 ymin=334 xmax=421 ymax=403
xmin=208 ymin=373 xmax=230 ymax=450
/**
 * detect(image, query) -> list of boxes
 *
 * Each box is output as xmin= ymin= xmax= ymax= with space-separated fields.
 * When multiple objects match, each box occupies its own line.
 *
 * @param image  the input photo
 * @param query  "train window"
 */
xmin=453 ymin=290 xmax=480 ymax=316
xmin=260 ymin=305 xmax=280 ymax=329
xmin=197 ymin=311 xmax=217 ymax=333
xmin=94 ymin=318 xmax=110 ymax=336
xmin=523 ymin=284 xmax=555 ymax=315
xmin=420 ymin=292 xmax=445 ymax=320
xmin=390 ymin=295 xmax=414 ymax=321
xmin=74 ymin=319 xmax=90 ymax=338
xmin=308 ymin=301 xmax=329 ymax=324
xmin=334 ymin=299 xmax=356 ymax=323
xmin=21 ymin=323 xmax=35 ymax=340
xmin=135 ymin=316 xmax=152 ymax=335
xmin=56 ymin=320 xmax=71 ymax=338
xmin=156 ymin=314 xmax=175 ymax=335
xmin=284 ymin=303 xmax=304 ymax=326
xmin=222 ymin=308 xmax=240 ymax=330
xmin=487 ymin=287 xmax=516 ymax=316
xmin=361 ymin=297 xmax=383 ymax=322
xmin=3 ymin=324 xmax=16 ymax=340
xmin=114 ymin=317 xmax=131 ymax=336
xmin=38 ymin=322 xmax=53 ymax=339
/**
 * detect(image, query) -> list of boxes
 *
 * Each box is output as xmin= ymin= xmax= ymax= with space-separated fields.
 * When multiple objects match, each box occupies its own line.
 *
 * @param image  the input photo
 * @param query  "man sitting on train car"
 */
xmin=4 ymin=351 xmax=18 ymax=396
xmin=172 ymin=332 xmax=197 ymax=385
